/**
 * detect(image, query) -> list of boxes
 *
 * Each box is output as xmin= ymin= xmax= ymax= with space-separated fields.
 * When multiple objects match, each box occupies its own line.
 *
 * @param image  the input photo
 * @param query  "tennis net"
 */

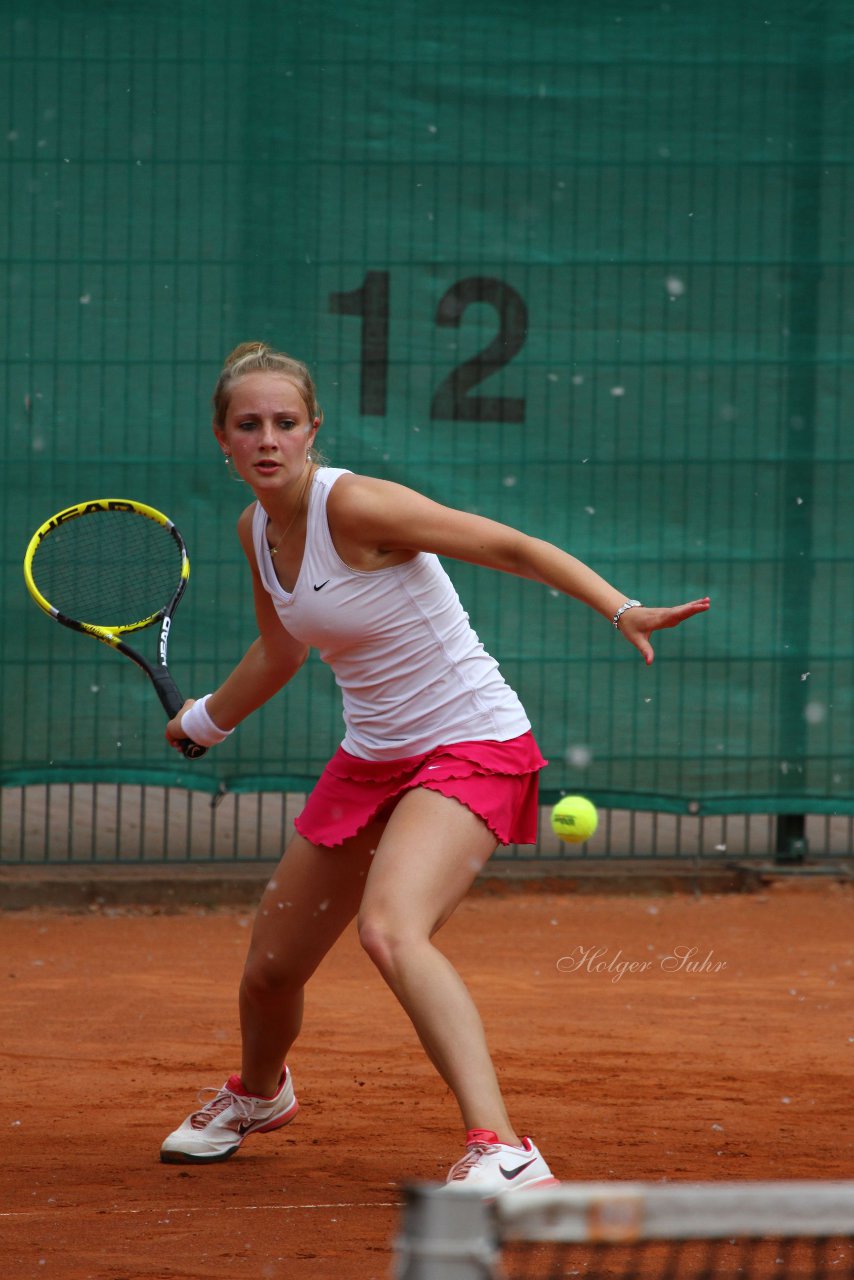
xmin=394 ymin=1181 xmax=854 ymax=1279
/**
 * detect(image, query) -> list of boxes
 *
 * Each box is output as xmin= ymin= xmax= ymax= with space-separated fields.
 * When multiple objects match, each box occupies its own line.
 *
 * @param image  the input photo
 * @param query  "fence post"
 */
xmin=777 ymin=6 xmax=825 ymax=833
xmin=775 ymin=813 xmax=808 ymax=865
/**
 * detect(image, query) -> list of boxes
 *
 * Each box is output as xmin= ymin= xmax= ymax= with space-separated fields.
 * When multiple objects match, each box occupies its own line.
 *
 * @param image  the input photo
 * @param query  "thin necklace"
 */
xmin=269 ymin=463 xmax=314 ymax=558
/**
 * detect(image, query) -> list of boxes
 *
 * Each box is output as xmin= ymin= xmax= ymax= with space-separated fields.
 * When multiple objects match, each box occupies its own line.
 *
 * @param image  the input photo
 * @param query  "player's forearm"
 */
xmin=206 ymin=637 xmax=308 ymax=730
xmin=515 ymin=536 xmax=629 ymax=621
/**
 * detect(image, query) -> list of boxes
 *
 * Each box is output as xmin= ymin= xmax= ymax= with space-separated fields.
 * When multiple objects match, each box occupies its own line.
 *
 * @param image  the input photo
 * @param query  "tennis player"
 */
xmin=160 ymin=342 xmax=710 ymax=1194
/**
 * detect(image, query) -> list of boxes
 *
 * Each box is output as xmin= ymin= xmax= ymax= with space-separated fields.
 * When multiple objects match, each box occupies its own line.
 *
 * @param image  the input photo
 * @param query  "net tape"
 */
xmin=494 ymin=1182 xmax=854 ymax=1243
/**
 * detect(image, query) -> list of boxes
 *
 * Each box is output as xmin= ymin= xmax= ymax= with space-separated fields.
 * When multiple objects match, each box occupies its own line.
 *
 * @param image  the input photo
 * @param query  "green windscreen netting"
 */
xmin=1 ymin=0 xmax=852 ymax=814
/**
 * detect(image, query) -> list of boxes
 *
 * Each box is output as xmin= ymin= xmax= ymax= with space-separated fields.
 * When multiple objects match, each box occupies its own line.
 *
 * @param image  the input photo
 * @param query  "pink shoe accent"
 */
xmin=226 ymin=1070 xmax=286 ymax=1101
xmin=466 ymin=1129 xmax=499 ymax=1145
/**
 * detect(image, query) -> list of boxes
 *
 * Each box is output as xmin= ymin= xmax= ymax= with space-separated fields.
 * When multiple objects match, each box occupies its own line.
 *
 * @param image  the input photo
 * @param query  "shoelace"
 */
xmin=189 ymin=1085 xmax=256 ymax=1132
xmin=447 ymin=1140 xmax=499 ymax=1182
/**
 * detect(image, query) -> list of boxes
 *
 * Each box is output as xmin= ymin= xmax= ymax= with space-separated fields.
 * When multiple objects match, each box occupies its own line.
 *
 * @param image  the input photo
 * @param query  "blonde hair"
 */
xmin=212 ymin=342 xmax=325 ymax=461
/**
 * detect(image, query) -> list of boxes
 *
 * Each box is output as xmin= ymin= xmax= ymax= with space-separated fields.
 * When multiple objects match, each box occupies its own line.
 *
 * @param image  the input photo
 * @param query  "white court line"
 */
xmin=0 ymin=1201 xmax=402 ymax=1219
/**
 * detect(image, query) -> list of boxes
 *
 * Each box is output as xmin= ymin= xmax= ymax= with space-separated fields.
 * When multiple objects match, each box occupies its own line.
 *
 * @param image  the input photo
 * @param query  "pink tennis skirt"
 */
xmin=294 ymin=730 xmax=547 ymax=849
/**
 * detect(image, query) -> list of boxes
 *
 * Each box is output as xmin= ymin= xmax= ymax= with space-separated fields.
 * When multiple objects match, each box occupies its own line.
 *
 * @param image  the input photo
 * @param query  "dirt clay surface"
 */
xmin=1 ymin=879 xmax=852 ymax=1279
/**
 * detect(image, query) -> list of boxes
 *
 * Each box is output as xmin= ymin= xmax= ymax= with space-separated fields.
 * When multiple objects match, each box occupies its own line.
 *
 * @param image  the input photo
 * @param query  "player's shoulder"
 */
xmin=327 ymin=471 xmax=418 ymax=520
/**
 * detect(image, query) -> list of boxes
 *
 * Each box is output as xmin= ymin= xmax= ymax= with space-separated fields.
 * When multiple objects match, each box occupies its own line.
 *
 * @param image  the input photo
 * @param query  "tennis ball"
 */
xmin=551 ymin=795 xmax=598 ymax=844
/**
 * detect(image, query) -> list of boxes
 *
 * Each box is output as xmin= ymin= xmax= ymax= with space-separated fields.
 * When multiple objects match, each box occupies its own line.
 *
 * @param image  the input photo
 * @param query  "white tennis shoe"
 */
xmin=160 ymin=1067 xmax=298 ymax=1163
xmin=443 ymin=1129 xmax=557 ymax=1198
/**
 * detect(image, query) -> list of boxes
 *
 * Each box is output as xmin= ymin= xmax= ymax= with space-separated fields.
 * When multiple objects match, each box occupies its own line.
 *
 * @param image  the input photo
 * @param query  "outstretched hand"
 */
xmin=617 ymin=598 xmax=710 ymax=666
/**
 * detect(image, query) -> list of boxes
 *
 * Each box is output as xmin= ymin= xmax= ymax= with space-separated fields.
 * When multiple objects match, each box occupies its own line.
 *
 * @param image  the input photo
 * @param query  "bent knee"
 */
xmin=241 ymin=948 xmax=306 ymax=999
xmin=357 ymin=914 xmax=424 ymax=971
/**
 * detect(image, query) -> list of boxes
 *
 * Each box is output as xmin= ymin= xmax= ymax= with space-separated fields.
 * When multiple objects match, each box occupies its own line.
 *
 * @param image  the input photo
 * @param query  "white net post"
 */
xmin=393 ymin=1184 xmax=500 ymax=1280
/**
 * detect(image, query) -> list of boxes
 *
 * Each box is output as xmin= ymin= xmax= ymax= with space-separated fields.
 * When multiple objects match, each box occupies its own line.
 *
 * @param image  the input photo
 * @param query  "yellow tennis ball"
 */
xmin=551 ymin=795 xmax=598 ymax=844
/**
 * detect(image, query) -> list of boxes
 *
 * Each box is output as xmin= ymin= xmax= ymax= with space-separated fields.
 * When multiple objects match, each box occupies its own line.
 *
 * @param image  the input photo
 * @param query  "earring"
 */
xmin=223 ymin=452 xmax=245 ymax=484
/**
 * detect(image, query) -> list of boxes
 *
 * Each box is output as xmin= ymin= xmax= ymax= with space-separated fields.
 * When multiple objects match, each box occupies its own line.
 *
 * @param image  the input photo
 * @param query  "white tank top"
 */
xmin=252 ymin=468 xmax=530 ymax=761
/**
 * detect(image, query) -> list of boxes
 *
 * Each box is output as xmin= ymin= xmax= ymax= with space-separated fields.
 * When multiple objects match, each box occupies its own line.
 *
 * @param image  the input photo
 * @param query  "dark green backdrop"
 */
xmin=2 ymin=0 xmax=852 ymax=814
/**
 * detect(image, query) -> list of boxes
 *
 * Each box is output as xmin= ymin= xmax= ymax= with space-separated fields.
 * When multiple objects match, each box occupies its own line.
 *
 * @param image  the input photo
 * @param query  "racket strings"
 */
xmin=31 ymin=510 xmax=184 ymax=627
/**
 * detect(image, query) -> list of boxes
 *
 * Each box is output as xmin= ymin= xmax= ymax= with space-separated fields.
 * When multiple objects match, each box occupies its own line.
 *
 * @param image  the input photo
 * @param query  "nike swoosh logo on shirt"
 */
xmin=313 ymin=581 xmax=330 ymax=591
xmin=499 ymin=1157 xmax=538 ymax=1180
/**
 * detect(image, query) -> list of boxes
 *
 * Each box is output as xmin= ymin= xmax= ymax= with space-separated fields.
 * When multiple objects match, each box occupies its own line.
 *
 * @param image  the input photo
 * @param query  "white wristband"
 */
xmin=180 ymin=695 xmax=234 ymax=748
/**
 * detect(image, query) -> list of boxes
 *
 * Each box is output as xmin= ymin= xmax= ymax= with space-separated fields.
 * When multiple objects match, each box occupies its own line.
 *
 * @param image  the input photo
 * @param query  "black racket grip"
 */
xmin=150 ymin=669 xmax=208 ymax=761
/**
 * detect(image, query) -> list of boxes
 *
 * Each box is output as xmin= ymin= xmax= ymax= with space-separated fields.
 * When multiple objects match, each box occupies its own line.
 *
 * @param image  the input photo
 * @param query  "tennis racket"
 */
xmin=23 ymin=498 xmax=206 ymax=760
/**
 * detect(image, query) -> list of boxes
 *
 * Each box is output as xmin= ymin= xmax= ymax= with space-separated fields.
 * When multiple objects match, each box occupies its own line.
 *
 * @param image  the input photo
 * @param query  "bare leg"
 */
xmin=357 ymin=789 xmax=521 ymax=1145
xmin=239 ymin=822 xmax=383 ymax=1096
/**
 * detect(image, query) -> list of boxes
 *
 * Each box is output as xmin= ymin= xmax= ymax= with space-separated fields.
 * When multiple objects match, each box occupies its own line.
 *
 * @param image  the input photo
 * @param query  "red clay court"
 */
xmin=2 ymin=877 xmax=851 ymax=1279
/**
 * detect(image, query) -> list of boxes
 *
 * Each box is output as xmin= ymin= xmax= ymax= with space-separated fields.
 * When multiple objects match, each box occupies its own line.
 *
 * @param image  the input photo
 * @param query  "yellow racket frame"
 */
xmin=22 ymin=497 xmax=204 ymax=758
xmin=23 ymin=497 xmax=190 ymax=643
